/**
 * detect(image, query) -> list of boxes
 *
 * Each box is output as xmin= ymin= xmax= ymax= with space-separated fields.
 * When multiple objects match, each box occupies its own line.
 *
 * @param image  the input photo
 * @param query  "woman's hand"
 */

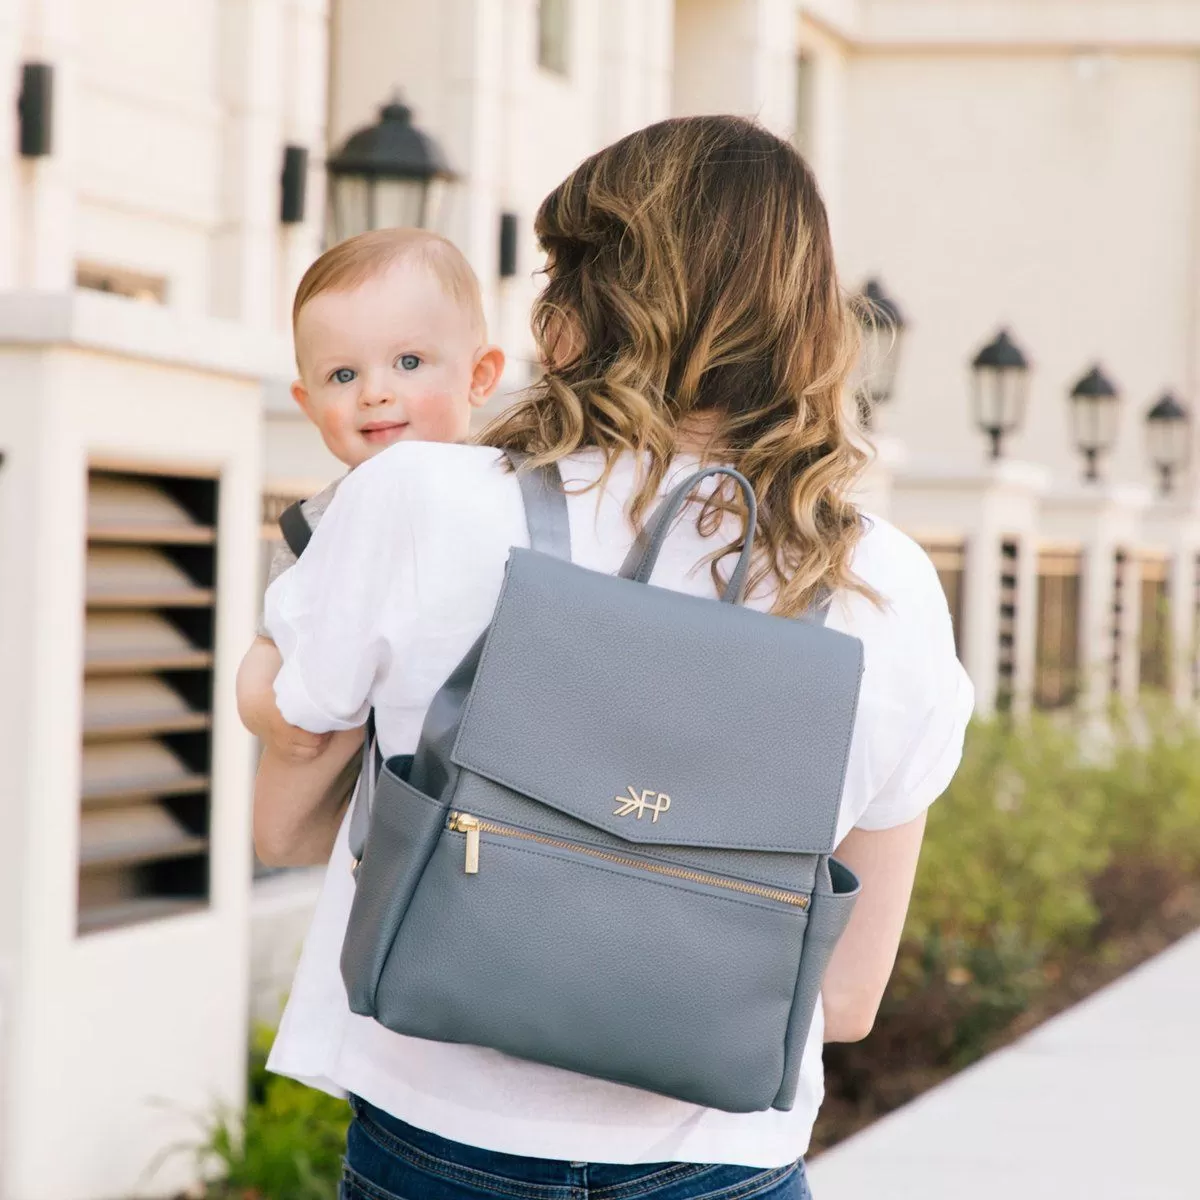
xmin=237 ymin=637 xmax=364 ymax=866
xmin=821 ymin=812 xmax=927 ymax=1043
xmin=237 ymin=636 xmax=332 ymax=761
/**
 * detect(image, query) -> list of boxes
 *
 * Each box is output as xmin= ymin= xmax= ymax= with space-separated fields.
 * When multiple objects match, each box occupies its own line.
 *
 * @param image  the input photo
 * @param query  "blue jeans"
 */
xmin=341 ymin=1096 xmax=812 ymax=1200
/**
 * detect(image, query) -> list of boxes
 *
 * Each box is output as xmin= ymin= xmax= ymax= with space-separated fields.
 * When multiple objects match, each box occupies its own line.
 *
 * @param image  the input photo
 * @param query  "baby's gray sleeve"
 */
xmin=257 ymin=541 xmax=299 ymax=639
xmin=257 ymin=482 xmax=336 ymax=638
xmin=265 ymin=539 xmax=299 ymax=588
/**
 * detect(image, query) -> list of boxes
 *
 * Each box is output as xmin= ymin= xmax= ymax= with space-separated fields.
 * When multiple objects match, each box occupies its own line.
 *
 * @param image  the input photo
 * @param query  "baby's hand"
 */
xmin=262 ymin=707 xmax=333 ymax=762
xmin=237 ymin=636 xmax=333 ymax=761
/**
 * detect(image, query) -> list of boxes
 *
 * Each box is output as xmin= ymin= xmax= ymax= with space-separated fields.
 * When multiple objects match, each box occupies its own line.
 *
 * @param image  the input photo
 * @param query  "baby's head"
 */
xmin=290 ymin=229 xmax=504 ymax=467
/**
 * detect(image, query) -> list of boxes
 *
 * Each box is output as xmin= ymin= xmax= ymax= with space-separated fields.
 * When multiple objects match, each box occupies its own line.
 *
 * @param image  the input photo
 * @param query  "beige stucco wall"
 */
xmin=6 ymin=0 xmax=326 ymax=323
xmin=837 ymin=48 xmax=1200 ymax=494
xmin=674 ymin=0 xmax=798 ymax=134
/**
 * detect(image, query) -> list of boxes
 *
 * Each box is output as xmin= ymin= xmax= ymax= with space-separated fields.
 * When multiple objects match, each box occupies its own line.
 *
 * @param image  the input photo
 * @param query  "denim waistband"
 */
xmin=347 ymin=1095 xmax=796 ymax=1198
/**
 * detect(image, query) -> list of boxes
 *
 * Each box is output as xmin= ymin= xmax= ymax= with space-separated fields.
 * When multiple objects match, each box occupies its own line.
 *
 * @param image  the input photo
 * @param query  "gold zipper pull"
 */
xmin=449 ymin=813 xmax=481 ymax=874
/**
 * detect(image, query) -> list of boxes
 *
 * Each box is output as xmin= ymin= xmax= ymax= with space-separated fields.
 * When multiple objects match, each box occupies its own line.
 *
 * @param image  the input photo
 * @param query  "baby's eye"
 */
xmin=398 ymin=354 xmax=421 ymax=371
xmin=330 ymin=367 xmax=356 ymax=384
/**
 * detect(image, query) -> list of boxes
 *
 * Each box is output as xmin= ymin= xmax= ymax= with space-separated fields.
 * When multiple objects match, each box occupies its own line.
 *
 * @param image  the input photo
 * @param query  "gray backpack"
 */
xmin=340 ymin=454 xmax=864 ymax=1113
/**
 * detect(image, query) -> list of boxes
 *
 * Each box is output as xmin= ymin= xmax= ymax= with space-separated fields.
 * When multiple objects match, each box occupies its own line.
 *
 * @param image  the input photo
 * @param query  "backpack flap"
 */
xmin=451 ymin=548 xmax=864 ymax=856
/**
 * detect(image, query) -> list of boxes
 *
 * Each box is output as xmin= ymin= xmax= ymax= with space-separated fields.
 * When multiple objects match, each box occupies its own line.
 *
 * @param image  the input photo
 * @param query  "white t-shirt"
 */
xmin=263 ymin=441 xmax=974 ymax=1169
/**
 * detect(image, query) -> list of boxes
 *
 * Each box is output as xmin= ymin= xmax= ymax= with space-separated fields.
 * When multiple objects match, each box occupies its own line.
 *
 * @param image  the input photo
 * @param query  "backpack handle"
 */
xmin=618 ymin=467 xmax=757 ymax=604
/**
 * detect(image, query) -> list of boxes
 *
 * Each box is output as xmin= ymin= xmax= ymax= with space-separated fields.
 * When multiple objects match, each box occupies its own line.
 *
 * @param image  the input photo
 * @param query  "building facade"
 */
xmin=1 ymin=2 xmax=1199 ymax=1197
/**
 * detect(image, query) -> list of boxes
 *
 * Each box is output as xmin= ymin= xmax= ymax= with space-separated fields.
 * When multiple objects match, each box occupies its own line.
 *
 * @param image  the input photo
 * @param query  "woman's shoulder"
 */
xmin=849 ymin=512 xmax=947 ymax=615
xmin=833 ymin=512 xmax=959 ymax=680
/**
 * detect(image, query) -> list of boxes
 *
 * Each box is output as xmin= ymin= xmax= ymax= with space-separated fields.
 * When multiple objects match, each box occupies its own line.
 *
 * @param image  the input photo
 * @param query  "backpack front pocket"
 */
xmin=375 ymin=818 xmax=811 ymax=1113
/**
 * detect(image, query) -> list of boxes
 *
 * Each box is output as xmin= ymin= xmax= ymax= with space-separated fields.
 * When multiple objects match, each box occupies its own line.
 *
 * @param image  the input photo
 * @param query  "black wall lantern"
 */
xmin=280 ymin=144 xmax=309 ymax=224
xmin=1069 ymin=364 xmax=1121 ymax=482
xmin=1145 ymin=390 xmax=1190 ymax=497
xmin=18 ymin=62 xmax=53 ymax=157
xmin=326 ymin=98 xmax=456 ymax=242
xmin=850 ymin=278 xmax=906 ymax=426
xmin=971 ymin=328 xmax=1030 ymax=460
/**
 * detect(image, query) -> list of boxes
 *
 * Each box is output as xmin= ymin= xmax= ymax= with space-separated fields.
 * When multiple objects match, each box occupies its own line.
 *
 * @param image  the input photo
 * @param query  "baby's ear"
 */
xmin=290 ymin=379 xmax=314 ymax=419
xmin=470 ymin=345 xmax=507 ymax=407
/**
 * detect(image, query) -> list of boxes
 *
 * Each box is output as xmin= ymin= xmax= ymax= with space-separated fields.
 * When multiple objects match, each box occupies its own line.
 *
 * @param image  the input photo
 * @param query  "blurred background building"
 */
xmin=1 ymin=2 xmax=1199 ymax=1197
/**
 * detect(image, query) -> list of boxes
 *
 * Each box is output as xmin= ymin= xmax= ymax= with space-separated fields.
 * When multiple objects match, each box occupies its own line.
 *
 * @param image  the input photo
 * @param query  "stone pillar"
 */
xmin=1139 ymin=498 xmax=1200 ymax=707
xmin=0 ymin=296 xmax=263 ymax=1200
xmin=277 ymin=0 xmax=329 ymax=330
xmin=747 ymin=0 xmax=801 ymax=138
xmin=797 ymin=16 xmax=849 ymax=240
xmin=672 ymin=0 xmax=798 ymax=140
xmin=599 ymin=0 xmax=673 ymax=144
xmin=1040 ymin=484 xmax=1150 ymax=712
xmin=890 ymin=461 xmax=1050 ymax=717
xmin=213 ymin=0 xmax=287 ymax=326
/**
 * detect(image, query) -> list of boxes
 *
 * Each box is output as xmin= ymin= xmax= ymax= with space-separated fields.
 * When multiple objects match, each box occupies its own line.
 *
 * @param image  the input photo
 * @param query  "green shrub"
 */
xmin=900 ymin=712 xmax=1109 ymax=995
xmin=195 ymin=1024 xmax=349 ymax=1199
xmin=1092 ymin=697 xmax=1200 ymax=873
xmin=885 ymin=701 xmax=1200 ymax=1062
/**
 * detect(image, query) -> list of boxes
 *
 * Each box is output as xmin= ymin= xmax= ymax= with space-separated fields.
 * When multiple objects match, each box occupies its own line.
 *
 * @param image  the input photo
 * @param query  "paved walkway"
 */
xmin=807 ymin=929 xmax=1200 ymax=1199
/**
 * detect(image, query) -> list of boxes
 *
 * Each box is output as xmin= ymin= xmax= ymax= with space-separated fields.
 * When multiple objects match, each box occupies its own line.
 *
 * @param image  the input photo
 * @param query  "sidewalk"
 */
xmin=807 ymin=929 xmax=1200 ymax=1199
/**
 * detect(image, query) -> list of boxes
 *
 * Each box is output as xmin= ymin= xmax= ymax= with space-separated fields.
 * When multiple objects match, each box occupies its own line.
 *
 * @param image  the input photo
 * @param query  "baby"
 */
xmin=236 ymin=228 xmax=504 ymax=760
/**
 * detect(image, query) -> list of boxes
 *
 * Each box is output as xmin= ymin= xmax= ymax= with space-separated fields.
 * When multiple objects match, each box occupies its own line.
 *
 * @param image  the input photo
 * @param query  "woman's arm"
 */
xmin=821 ymin=811 xmax=927 ymax=1042
xmin=240 ymin=634 xmax=363 ymax=864
xmin=253 ymin=726 xmax=365 ymax=866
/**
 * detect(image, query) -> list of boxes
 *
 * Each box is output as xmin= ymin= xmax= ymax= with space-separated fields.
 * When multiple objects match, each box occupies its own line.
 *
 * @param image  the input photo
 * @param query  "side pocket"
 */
xmin=772 ymin=856 xmax=861 ymax=1111
xmin=340 ymin=756 xmax=447 ymax=1016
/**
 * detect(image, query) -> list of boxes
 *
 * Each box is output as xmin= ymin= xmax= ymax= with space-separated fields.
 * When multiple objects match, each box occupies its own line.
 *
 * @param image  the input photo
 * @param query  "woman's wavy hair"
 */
xmin=479 ymin=114 xmax=877 ymax=616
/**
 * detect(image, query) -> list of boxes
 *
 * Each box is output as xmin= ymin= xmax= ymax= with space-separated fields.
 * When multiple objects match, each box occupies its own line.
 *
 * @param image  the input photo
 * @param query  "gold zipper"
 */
xmin=447 ymin=812 xmax=808 ymax=909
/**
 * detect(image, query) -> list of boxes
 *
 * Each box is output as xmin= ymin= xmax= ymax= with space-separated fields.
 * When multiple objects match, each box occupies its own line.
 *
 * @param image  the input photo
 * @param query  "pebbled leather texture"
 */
xmin=340 ymin=459 xmax=865 ymax=1113
xmin=503 ymin=449 xmax=573 ymax=562
xmin=378 ymin=826 xmax=809 ymax=1112
xmin=453 ymin=549 xmax=863 ymax=854
xmin=772 ymin=857 xmax=861 ymax=1110
xmin=341 ymin=757 xmax=446 ymax=1016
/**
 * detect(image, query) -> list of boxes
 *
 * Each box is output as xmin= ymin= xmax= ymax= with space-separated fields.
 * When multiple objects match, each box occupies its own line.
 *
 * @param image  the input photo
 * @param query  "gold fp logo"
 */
xmin=613 ymin=786 xmax=671 ymax=823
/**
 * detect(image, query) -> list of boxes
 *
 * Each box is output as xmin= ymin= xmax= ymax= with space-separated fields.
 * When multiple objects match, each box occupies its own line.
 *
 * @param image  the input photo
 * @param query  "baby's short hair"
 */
xmin=293 ymin=228 xmax=486 ymax=341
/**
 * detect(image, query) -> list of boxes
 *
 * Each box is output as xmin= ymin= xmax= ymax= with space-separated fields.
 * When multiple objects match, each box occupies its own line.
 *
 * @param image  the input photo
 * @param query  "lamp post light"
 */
xmin=326 ymin=98 xmax=456 ymax=242
xmin=1069 ymin=364 xmax=1121 ymax=483
xmin=850 ymin=278 xmax=906 ymax=428
xmin=971 ymin=328 xmax=1030 ymax=460
xmin=1145 ymin=390 xmax=1191 ymax=497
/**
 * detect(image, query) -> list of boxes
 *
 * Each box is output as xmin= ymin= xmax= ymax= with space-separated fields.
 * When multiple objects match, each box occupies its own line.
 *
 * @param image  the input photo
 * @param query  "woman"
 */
xmin=254 ymin=115 xmax=973 ymax=1199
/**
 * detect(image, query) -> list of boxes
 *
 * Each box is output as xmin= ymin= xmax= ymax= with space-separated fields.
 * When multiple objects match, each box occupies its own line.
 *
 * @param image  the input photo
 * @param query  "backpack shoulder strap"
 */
xmin=503 ymin=449 xmax=571 ymax=558
xmin=278 ymin=499 xmax=313 ymax=559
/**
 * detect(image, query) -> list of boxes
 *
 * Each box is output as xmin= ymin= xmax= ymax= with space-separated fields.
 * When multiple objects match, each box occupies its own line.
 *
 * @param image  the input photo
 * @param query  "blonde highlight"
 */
xmin=479 ymin=115 xmax=879 ymax=617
